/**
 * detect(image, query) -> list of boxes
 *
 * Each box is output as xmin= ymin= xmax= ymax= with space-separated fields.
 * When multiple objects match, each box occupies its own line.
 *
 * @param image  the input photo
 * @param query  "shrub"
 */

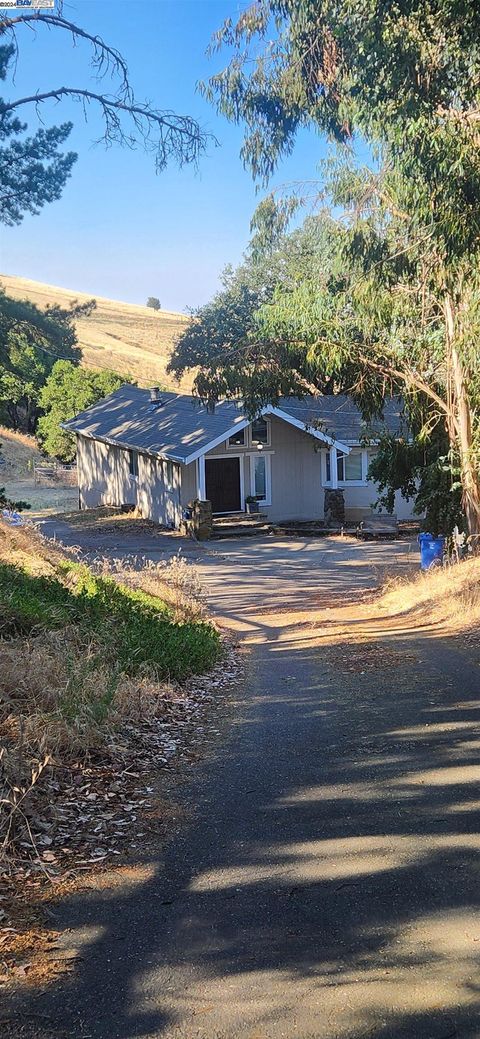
xmin=0 ymin=559 xmax=221 ymax=681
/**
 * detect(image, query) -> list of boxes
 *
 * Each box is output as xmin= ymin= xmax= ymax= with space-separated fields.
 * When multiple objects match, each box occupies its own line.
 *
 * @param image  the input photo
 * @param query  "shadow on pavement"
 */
xmin=13 ymin=620 xmax=480 ymax=1038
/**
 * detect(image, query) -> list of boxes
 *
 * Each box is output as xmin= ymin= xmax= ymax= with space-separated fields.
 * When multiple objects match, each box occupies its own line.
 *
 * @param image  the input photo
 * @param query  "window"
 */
xmin=250 ymin=453 xmax=271 ymax=505
xmin=325 ymin=448 xmax=364 ymax=484
xmin=128 ymin=450 xmax=138 ymax=478
xmin=228 ymin=427 xmax=246 ymax=447
xmin=341 ymin=450 xmax=363 ymax=481
xmin=251 ymin=416 xmax=270 ymax=445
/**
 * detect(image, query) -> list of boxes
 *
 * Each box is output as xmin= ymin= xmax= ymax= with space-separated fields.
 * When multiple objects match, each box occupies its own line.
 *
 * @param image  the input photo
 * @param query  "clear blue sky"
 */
xmin=1 ymin=1 xmax=334 ymax=312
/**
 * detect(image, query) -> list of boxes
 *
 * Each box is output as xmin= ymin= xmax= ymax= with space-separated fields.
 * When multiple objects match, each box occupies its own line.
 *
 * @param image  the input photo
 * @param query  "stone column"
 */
xmin=324 ymin=488 xmax=345 ymax=528
xmin=183 ymin=498 xmax=213 ymax=540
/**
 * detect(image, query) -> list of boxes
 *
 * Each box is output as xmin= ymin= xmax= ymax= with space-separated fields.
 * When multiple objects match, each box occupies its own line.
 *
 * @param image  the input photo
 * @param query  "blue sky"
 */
xmin=1 ymin=1 xmax=332 ymax=311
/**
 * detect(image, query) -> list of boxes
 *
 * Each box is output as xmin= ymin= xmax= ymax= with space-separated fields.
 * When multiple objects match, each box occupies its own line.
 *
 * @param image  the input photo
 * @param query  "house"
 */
xmin=62 ymin=385 xmax=415 ymax=527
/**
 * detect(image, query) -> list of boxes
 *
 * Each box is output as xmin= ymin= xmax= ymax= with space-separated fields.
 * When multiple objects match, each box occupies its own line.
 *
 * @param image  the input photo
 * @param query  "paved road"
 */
xmin=24 ymin=526 xmax=480 ymax=1037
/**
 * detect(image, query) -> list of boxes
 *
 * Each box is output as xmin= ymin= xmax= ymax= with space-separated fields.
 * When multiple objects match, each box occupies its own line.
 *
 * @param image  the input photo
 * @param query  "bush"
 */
xmin=0 ymin=559 xmax=221 ymax=681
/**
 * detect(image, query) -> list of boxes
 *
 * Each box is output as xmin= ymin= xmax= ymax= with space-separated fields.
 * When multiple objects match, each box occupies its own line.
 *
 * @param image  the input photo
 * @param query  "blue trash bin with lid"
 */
xmin=418 ymin=532 xmax=445 ymax=570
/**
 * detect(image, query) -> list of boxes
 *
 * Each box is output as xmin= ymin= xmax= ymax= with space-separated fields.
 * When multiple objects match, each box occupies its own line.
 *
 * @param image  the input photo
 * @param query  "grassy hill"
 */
xmin=0 ymin=274 xmax=192 ymax=389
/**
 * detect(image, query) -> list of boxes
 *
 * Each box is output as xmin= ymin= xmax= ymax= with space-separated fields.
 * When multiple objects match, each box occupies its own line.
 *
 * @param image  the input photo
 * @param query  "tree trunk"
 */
xmin=445 ymin=295 xmax=480 ymax=537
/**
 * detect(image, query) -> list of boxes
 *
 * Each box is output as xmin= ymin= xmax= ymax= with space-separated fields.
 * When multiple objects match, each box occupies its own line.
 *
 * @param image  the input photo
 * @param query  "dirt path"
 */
xmin=7 ymin=527 xmax=480 ymax=1038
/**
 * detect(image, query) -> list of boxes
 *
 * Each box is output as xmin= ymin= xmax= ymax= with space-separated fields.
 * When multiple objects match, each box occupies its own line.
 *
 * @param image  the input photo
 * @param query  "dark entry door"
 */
xmin=205 ymin=457 xmax=241 ymax=513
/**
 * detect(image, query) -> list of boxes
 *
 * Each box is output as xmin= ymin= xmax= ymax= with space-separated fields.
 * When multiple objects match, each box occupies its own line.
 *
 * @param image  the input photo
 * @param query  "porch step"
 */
xmin=212 ymin=513 xmax=271 ymax=539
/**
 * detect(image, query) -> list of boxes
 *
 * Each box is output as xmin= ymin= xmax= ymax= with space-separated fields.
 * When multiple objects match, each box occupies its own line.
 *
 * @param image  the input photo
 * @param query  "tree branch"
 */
xmin=0 ymin=88 xmax=211 ymax=168
xmin=358 ymin=352 xmax=459 ymax=433
xmin=0 ymin=13 xmax=131 ymax=96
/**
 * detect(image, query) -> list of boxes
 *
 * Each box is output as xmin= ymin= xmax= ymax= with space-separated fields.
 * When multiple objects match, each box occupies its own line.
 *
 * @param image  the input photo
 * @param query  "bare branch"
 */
xmin=0 ymin=6 xmax=214 ymax=170
xmin=0 ymin=13 xmax=131 ymax=97
xmin=357 ymin=352 xmax=459 ymax=433
xmin=1 ymin=88 xmax=211 ymax=169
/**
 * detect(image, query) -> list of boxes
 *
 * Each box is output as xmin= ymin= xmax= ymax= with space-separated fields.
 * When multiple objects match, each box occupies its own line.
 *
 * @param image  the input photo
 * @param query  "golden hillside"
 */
xmin=0 ymin=274 xmax=192 ymax=389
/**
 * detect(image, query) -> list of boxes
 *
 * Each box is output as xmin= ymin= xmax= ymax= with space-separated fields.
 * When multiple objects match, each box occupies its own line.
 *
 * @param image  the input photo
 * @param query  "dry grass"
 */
xmin=0 ymin=518 xmax=224 ymax=889
xmin=101 ymin=553 xmax=207 ymax=623
xmin=0 ymin=274 xmax=192 ymax=388
xmin=375 ymin=554 xmax=480 ymax=631
xmin=0 ymin=427 xmax=42 ymax=479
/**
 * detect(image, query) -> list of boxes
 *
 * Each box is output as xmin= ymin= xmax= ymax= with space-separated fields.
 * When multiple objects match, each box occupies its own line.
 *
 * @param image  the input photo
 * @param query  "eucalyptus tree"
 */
xmin=201 ymin=1 xmax=480 ymax=532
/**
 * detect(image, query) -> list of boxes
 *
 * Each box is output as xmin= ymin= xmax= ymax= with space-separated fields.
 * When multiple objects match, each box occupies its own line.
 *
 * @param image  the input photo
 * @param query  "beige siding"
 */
xmin=137 ymin=454 xmax=181 ymax=527
xmin=205 ymin=415 xmax=325 ymax=521
xmin=77 ymin=435 xmax=181 ymax=527
xmin=180 ymin=461 xmax=197 ymax=506
xmin=77 ymin=435 xmax=135 ymax=509
xmin=203 ymin=418 xmax=415 ymax=522
xmin=341 ymin=486 xmax=414 ymax=522
xmin=78 ymin=417 xmax=415 ymax=529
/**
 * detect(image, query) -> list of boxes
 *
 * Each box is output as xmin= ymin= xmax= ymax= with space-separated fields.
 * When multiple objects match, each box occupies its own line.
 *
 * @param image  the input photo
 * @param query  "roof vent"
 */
xmin=206 ymin=399 xmax=216 ymax=415
xmin=150 ymin=386 xmax=161 ymax=402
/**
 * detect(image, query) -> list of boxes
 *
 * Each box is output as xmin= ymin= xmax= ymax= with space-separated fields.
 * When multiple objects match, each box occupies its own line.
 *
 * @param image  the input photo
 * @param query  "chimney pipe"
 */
xmin=150 ymin=386 xmax=161 ymax=401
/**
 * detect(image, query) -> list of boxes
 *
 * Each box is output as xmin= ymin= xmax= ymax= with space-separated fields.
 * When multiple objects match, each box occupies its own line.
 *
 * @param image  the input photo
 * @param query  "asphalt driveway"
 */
xmin=23 ymin=520 xmax=480 ymax=1038
xmin=37 ymin=517 xmax=417 ymax=633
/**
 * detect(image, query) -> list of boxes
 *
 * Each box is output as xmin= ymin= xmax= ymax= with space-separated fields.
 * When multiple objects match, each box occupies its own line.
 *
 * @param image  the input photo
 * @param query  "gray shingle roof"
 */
xmin=277 ymin=396 xmax=405 ymax=443
xmin=62 ymin=385 xmax=405 ymax=464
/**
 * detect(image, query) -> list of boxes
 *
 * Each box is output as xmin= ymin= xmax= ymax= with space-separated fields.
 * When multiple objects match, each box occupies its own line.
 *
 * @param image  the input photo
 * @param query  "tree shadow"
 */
xmin=9 ymin=622 xmax=480 ymax=1038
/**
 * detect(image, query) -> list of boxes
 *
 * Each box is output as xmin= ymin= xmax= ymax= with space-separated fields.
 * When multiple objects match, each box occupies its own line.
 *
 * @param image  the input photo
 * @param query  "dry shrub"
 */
xmin=98 ymin=551 xmax=207 ymax=622
xmin=0 ymin=630 xmax=183 ymax=777
xmin=0 ymin=631 xmax=117 ymax=773
xmin=377 ymin=554 xmax=480 ymax=631
xmin=0 ymin=518 xmax=70 ymax=576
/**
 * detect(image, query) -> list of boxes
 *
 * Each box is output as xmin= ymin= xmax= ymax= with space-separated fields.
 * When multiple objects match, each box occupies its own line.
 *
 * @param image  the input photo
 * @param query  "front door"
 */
xmin=205 ymin=457 xmax=241 ymax=513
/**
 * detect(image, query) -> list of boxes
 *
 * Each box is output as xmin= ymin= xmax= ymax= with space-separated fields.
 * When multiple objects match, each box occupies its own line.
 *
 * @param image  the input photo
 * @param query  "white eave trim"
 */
xmin=65 ymin=404 xmax=351 ymax=467
xmin=65 ymin=427 xmax=186 ymax=465
xmin=182 ymin=416 xmax=252 ymax=465
xmin=263 ymin=406 xmax=351 ymax=453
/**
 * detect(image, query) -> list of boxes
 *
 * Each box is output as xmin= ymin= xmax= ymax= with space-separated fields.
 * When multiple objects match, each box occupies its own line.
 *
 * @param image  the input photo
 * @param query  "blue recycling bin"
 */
xmin=418 ymin=532 xmax=445 ymax=570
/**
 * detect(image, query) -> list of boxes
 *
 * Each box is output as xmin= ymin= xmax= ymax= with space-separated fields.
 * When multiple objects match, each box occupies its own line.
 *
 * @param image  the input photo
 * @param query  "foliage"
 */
xmin=169 ymin=218 xmax=341 ymax=413
xmin=200 ymin=0 xmax=480 ymax=531
xmin=0 ymin=45 xmax=76 ymax=226
xmin=146 ymin=297 xmax=162 ymax=311
xmin=0 ymin=557 xmax=221 ymax=681
xmin=367 ymin=434 xmax=463 ymax=537
xmin=0 ymin=0 xmax=211 ymax=218
xmin=0 ymin=287 xmax=95 ymax=433
xmin=37 ymin=361 xmax=128 ymax=461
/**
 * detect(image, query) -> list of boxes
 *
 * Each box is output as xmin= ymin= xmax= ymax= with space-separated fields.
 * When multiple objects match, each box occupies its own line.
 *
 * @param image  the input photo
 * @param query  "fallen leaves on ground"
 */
xmin=0 ymin=642 xmax=241 ymax=991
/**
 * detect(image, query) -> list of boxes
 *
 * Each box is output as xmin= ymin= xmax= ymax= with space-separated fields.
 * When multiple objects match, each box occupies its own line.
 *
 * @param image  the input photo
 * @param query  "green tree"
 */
xmin=0 ymin=288 xmax=95 ymax=432
xmin=0 ymin=45 xmax=76 ymax=226
xmin=202 ymin=0 xmax=480 ymax=533
xmin=146 ymin=297 xmax=162 ymax=311
xmin=37 ymin=361 xmax=130 ymax=461
xmin=169 ymin=218 xmax=340 ymax=411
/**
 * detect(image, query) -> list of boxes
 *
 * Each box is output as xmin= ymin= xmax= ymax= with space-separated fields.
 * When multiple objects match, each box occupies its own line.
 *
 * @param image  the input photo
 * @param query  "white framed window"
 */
xmin=128 ymin=449 xmax=139 ymax=479
xmin=227 ymin=416 xmax=271 ymax=449
xmin=324 ymin=447 xmax=367 ymax=486
xmin=249 ymin=452 xmax=271 ymax=505
xmin=228 ymin=427 xmax=246 ymax=447
xmin=251 ymin=416 xmax=270 ymax=446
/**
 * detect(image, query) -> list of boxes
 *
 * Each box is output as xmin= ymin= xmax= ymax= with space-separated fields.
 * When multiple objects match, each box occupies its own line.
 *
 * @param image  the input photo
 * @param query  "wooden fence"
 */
xmin=34 ymin=462 xmax=78 ymax=487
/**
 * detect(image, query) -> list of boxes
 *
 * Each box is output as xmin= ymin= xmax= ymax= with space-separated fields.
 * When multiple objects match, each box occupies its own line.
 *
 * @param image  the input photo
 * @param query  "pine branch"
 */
xmin=1 ymin=88 xmax=210 ymax=169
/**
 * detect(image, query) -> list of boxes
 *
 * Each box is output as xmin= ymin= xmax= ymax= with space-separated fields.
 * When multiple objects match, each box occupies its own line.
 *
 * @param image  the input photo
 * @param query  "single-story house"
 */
xmin=63 ymin=385 xmax=415 ymax=527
